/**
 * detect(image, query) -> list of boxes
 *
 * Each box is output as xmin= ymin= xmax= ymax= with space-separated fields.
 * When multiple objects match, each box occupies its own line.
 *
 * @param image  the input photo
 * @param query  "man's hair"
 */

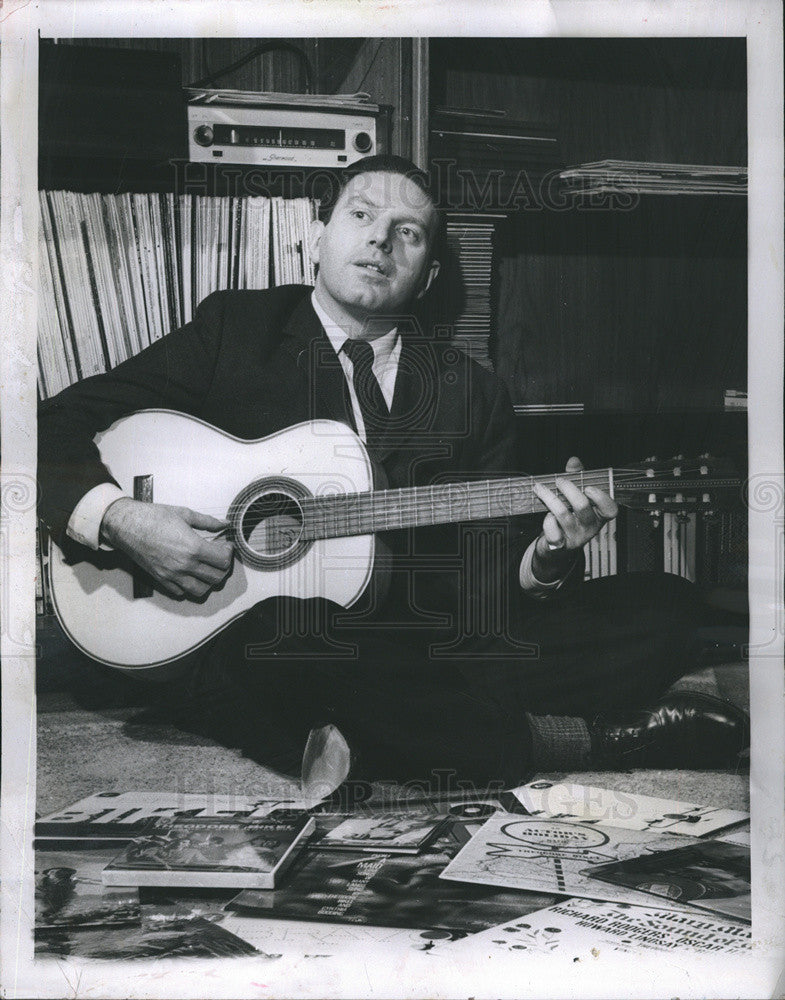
xmin=318 ymin=154 xmax=444 ymax=260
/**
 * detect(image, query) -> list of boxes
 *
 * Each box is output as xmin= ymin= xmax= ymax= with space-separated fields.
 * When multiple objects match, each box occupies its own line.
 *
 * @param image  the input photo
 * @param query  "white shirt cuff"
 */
xmin=66 ymin=483 xmax=127 ymax=551
xmin=518 ymin=537 xmax=575 ymax=598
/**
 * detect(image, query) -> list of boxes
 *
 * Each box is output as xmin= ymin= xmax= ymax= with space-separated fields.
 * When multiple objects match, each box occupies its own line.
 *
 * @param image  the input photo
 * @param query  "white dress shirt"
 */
xmin=310 ymin=290 xmax=400 ymax=440
xmin=67 ymin=290 xmax=567 ymax=596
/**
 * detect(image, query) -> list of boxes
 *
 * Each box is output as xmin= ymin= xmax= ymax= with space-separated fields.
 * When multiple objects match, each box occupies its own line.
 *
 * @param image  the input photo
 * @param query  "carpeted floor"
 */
xmin=36 ymin=610 xmax=750 ymax=817
xmin=36 ymin=693 xmax=750 ymax=816
xmin=36 ymin=699 xmax=300 ymax=815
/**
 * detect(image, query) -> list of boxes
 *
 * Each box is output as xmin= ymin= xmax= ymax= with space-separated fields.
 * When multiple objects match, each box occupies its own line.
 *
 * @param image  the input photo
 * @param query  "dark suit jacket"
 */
xmin=38 ymin=285 xmax=562 ymax=639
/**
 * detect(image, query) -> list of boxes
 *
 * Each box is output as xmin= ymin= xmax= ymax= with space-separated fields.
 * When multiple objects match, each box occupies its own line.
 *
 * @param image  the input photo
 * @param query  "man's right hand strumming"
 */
xmin=99 ymin=498 xmax=234 ymax=600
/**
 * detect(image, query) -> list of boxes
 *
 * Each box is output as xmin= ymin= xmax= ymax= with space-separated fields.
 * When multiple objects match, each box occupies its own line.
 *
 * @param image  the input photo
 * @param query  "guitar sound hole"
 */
xmin=240 ymin=492 xmax=303 ymax=556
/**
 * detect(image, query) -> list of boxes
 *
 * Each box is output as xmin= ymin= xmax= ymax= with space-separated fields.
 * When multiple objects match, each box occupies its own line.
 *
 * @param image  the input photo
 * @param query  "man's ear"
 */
xmin=416 ymin=259 xmax=441 ymax=300
xmin=308 ymin=219 xmax=325 ymax=264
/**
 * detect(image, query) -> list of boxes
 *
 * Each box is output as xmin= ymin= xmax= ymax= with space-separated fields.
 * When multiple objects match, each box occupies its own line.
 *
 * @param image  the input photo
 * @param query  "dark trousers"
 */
xmin=176 ymin=572 xmax=702 ymax=787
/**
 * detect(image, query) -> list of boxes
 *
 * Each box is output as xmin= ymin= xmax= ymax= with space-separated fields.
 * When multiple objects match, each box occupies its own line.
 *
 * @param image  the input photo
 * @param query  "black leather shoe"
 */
xmin=591 ymin=691 xmax=750 ymax=770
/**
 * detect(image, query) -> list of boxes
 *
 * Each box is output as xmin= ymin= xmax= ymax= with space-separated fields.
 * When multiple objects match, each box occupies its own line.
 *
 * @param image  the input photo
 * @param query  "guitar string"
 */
xmin=302 ymin=472 xmax=618 ymax=531
xmin=239 ymin=470 xmax=720 ymax=526
xmin=303 ymin=493 xmax=735 ymax=531
xmin=291 ymin=468 xmax=723 ymax=540
xmin=239 ymin=467 xmax=714 ymax=513
xmin=299 ymin=469 xmax=710 ymax=514
xmin=233 ymin=465 xmax=727 ymax=541
xmin=241 ymin=474 xmax=722 ymax=517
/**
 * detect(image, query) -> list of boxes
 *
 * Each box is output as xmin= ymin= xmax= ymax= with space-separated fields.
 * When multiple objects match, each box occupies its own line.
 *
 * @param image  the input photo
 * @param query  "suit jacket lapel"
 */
xmin=275 ymin=294 xmax=356 ymax=429
xmin=374 ymin=333 xmax=440 ymax=463
xmin=269 ymin=299 xmax=440 ymax=460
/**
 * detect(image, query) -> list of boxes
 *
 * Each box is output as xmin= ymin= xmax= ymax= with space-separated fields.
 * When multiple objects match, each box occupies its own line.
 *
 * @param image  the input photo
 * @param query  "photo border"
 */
xmin=2 ymin=1 xmax=782 ymax=996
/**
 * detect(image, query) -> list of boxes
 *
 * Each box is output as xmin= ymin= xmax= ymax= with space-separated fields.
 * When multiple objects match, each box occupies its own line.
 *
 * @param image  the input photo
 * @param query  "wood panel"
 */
xmin=492 ymin=197 xmax=746 ymax=411
xmin=429 ymin=38 xmax=746 ymax=166
xmin=61 ymin=37 xmax=409 ymax=138
xmin=429 ymin=38 xmax=747 ymax=413
xmin=59 ymin=37 xmax=318 ymax=93
xmin=329 ymin=38 xmax=412 ymax=158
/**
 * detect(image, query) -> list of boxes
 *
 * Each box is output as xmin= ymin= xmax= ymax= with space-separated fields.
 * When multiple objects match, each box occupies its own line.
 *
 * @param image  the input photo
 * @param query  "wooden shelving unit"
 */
xmin=422 ymin=37 xmax=747 ymax=422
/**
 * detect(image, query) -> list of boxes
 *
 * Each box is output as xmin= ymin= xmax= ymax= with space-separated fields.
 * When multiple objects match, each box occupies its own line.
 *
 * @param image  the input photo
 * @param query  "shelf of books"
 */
xmin=37 ymin=190 xmax=320 ymax=399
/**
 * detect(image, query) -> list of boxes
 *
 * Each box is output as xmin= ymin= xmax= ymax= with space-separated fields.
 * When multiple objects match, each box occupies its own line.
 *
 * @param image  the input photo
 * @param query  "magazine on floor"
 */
xmin=227 ymin=819 xmax=558 ymax=934
xmin=101 ymin=814 xmax=315 ymax=889
xmin=426 ymin=896 xmax=752 ymax=957
xmin=438 ymin=813 xmax=703 ymax=909
xmin=510 ymin=779 xmax=749 ymax=836
xmin=35 ymin=844 xmax=140 ymax=930
xmin=309 ymin=811 xmax=451 ymax=853
xmin=585 ymin=839 xmax=751 ymax=922
xmin=35 ymin=789 xmax=308 ymax=845
xmin=36 ymin=905 xmax=263 ymax=960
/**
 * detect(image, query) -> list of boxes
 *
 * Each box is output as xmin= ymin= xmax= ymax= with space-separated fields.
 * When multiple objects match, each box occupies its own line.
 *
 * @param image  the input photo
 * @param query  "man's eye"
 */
xmin=353 ymin=210 xmax=368 ymax=220
xmin=399 ymin=226 xmax=420 ymax=242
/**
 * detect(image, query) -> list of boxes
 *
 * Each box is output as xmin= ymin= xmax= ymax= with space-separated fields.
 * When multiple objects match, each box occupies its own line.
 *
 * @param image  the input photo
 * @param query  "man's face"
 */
xmin=309 ymin=171 xmax=440 ymax=329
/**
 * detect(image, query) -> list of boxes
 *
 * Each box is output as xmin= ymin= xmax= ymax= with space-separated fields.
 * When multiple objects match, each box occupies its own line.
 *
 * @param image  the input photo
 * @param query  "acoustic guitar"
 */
xmin=48 ymin=410 xmax=740 ymax=673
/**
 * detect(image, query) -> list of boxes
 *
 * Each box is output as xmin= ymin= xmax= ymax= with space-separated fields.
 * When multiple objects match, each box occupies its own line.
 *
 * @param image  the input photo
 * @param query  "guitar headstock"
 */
xmin=614 ymin=454 xmax=743 ymax=524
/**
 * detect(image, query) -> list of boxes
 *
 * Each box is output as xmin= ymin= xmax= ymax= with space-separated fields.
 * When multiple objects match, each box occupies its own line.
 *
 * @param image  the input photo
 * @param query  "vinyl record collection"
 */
xmin=34 ymin=782 xmax=750 ymax=959
xmin=37 ymin=191 xmax=320 ymax=399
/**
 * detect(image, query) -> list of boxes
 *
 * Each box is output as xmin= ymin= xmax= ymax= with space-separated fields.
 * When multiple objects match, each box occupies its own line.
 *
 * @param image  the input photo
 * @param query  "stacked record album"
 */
xmin=559 ymin=160 xmax=747 ymax=197
xmin=37 ymin=191 xmax=319 ymax=399
xmin=442 ymin=213 xmax=502 ymax=371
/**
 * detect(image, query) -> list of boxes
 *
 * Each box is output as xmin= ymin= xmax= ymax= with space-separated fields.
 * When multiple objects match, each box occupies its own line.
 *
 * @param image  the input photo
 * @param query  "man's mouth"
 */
xmin=354 ymin=261 xmax=388 ymax=277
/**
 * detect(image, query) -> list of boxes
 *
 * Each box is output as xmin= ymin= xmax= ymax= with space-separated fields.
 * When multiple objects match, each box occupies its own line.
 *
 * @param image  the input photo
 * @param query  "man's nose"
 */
xmin=367 ymin=218 xmax=393 ymax=252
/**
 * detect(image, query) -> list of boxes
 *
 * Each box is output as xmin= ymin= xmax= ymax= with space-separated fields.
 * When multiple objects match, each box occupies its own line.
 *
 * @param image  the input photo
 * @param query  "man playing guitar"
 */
xmin=38 ymin=155 xmax=748 ymax=785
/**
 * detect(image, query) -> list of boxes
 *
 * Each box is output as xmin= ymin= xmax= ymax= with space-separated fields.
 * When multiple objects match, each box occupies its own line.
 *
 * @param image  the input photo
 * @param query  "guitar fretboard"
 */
xmin=298 ymin=469 xmax=617 ymax=540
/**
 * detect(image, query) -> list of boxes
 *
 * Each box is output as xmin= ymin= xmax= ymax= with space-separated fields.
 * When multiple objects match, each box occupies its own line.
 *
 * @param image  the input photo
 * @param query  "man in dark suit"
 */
xmin=38 ymin=155 xmax=748 ymax=786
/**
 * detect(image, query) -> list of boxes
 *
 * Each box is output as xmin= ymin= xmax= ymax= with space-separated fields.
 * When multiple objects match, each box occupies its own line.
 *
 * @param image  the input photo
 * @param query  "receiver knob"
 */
xmin=353 ymin=131 xmax=373 ymax=153
xmin=194 ymin=125 xmax=214 ymax=147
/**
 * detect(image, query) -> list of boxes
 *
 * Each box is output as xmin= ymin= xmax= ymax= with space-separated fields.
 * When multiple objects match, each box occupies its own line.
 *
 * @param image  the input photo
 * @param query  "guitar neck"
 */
xmin=300 ymin=468 xmax=616 ymax=540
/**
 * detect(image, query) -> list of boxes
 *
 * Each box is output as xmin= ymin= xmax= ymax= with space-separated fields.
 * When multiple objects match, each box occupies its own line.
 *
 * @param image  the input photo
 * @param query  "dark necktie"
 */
xmin=342 ymin=338 xmax=389 ymax=446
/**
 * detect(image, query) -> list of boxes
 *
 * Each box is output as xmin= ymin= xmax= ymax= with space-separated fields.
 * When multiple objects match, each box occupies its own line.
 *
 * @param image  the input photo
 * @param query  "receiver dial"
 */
xmin=194 ymin=125 xmax=214 ymax=147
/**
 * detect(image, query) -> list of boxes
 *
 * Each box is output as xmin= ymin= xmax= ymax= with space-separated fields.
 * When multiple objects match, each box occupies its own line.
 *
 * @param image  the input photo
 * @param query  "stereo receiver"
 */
xmin=186 ymin=89 xmax=382 ymax=168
